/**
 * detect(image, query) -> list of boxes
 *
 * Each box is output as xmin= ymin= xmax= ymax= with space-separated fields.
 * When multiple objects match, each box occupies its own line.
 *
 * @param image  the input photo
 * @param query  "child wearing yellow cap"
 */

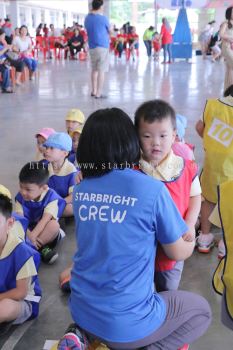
xmin=65 ymin=109 xmax=85 ymax=136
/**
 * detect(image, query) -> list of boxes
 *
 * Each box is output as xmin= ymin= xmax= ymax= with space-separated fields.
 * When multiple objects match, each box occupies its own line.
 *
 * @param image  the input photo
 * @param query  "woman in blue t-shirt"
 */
xmin=58 ymin=108 xmax=211 ymax=350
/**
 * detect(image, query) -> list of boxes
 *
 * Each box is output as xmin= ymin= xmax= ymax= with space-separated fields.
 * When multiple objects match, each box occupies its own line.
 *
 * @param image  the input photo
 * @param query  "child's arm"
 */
xmin=0 ymin=277 xmax=29 ymax=301
xmin=183 ymin=194 xmax=201 ymax=242
xmin=162 ymin=237 xmax=195 ymax=261
xmin=28 ymin=213 xmax=52 ymax=249
xmin=64 ymin=193 xmax=72 ymax=204
xmin=195 ymin=120 xmax=204 ymax=138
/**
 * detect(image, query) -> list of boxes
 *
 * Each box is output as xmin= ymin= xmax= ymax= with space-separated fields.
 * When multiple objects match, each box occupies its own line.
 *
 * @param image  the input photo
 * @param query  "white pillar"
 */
xmin=0 ymin=2 xmax=6 ymax=19
xmin=58 ymin=11 xmax=63 ymax=28
xmin=25 ymin=7 xmax=32 ymax=29
xmin=44 ymin=9 xmax=50 ymax=26
xmin=35 ymin=8 xmax=41 ymax=27
xmin=103 ymin=0 xmax=110 ymax=18
xmin=10 ymin=0 xmax=20 ymax=27
xmin=67 ymin=11 xmax=73 ymax=26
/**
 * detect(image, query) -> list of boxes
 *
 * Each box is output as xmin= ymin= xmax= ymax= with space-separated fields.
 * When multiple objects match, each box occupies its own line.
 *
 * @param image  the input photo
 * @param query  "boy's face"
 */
xmin=36 ymin=135 xmax=46 ymax=154
xmin=66 ymin=120 xmax=82 ymax=134
xmin=72 ymin=132 xmax=80 ymax=152
xmin=44 ymin=147 xmax=68 ymax=163
xmin=139 ymin=117 xmax=176 ymax=165
xmin=19 ymin=183 xmax=46 ymax=201
xmin=0 ymin=213 xmax=14 ymax=245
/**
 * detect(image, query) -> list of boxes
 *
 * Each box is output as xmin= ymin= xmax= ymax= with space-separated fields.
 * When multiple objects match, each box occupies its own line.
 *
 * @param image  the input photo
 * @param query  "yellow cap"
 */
xmin=65 ymin=109 xmax=85 ymax=124
xmin=72 ymin=126 xmax=83 ymax=136
xmin=0 ymin=184 xmax=12 ymax=199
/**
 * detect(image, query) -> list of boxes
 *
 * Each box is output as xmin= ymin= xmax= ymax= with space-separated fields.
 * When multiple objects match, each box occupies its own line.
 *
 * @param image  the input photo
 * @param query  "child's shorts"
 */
xmin=155 ymin=261 xmax=184 ymax=292
xmin=12 ymin=300 xmax=32 ymax=325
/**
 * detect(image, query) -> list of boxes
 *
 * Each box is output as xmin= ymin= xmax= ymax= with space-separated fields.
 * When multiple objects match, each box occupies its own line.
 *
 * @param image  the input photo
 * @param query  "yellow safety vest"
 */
xmin=213 ymin=181 xmax=233 ymax=319
xmin=201 ymin=99 xmax=233 ymax=203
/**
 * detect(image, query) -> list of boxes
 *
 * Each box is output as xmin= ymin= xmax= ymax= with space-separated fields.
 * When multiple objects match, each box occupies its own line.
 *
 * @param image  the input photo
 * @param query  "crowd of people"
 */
xmin=1 ymin=2 xmax=233 ymax=349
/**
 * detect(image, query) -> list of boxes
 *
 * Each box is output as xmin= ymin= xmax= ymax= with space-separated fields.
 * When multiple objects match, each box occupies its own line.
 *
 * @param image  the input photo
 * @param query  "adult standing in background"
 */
xmin=143 ymin=26 xmax=155 ymax=58
xmin=85 ymin=0 xmax=110 ymax=99
xmin=160 ymin=17 xmax=173 ymax=64
xmin=199 ymin=21 xmax=215 ymax=59
xmin=220 ymin=7 xmax=233 ymax=91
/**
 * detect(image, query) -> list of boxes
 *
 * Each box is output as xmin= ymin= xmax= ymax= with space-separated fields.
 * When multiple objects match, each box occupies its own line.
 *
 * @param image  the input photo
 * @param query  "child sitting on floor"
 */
xmin=15 ymin=162 xmax=66 ymax=264
xmin=35 ymin=127 xmax=55 ymax=161
xmin=0 ymin=188 xmax=41 ymax=336
xmin=43 ymin=132 xmax=77 ymax=216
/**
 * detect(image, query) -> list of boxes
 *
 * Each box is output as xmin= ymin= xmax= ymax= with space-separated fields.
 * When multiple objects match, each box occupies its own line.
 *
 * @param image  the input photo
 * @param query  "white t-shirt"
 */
xmin=13 ymin=36 xmax=31 ymax=52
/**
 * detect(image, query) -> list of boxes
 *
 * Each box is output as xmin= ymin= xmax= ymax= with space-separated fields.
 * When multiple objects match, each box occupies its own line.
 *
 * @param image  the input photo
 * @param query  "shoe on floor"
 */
xmin=2 ymin=87 xmax=14 ymax=93
xmin=178 ymin=344 xmax=189 ymax=350
xmin=49 ymin=228 xmax=66 ymax=249
xmin=40 ymin=246 xmax=58 ymax=264
xmin=95 ymin=94 xmax=107 ymax=99
xmin=57 ymin=323 xmax=88 ymax=350
xmin=197 ymin=232 xmax=215 ymax=253
xmin=218 ymin=238 xmax=226 ymax=259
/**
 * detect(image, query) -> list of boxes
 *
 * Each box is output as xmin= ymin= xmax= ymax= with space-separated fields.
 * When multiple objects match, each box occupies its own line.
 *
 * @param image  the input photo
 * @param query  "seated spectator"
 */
xmin=13 ymin=25 xmax=38 ymax=80
xmin=36 ymin=23 xmax=43 ymax=37
xmin=0 ymin=28 xmax=24 ymax=86
xmin=68 ymin=28 xmax=84 ymax=59
xmin=115 ymin=28 xmax=127 ymax=58
xmin=128 ymin=26 xmax=139 ymax=60
xmin=2 ymin=18 xmax=13 ymax=44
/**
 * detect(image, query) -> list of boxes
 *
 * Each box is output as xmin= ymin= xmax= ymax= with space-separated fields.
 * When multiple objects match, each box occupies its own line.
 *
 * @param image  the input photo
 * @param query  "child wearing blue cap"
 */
xmin=172 ymin=114 xmax=195 ymax=161
xmin=43 ymin=132 xmax=77 ymax=217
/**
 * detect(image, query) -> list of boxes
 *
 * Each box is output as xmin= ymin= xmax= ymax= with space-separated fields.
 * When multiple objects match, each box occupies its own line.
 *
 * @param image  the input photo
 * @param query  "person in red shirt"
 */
xmin=160 ymin=17 xmax=173 ymax=63
xmin=115 ymin=28 xmax=127 ymax=58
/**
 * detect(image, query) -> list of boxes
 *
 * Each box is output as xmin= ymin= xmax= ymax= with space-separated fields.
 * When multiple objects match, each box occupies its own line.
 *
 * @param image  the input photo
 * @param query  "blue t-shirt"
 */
xmin=70 ymin=169 xmax=187 ymax=342
xmin=84 ymin=13 xmax=110 ymax=49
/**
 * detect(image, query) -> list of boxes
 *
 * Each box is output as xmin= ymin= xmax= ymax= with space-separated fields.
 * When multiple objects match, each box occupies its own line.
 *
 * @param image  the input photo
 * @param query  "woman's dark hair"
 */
xmin=226 ymin=7 xmax=233 ymax=29
xmin=77 ymin=108 xmax=140 ymax=178
xmin=134 ymin=99 xmax=176 ymax=131
xmin=19 ymin=25 xmax=28 ymax=34
xmin=92 ymin=0 xmax=103 ymax=10
xmin=19 ymin=162 xmax=49 ymax=185
xmin=0 ymin=193 xmax=12 ymax=219
xmin=224 ymin=84 xmax=233 ymax=97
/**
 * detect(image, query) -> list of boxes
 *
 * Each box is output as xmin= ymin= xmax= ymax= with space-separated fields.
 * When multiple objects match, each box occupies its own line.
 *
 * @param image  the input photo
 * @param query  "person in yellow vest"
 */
xmin=195 ymin=85 xmax=233 ymax=256
xmin=210 ymin=180 xmax=233 ymax=330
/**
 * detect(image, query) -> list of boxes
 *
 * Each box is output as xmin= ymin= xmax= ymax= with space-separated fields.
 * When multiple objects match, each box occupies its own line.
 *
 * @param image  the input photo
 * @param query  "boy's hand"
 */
xmin=27 ymin=231 xmax=42 ymax=249
xmin=182 ymin=226 xmax=195 ymax=242
xmin=75 ymin=171 xmax=83 ymax=184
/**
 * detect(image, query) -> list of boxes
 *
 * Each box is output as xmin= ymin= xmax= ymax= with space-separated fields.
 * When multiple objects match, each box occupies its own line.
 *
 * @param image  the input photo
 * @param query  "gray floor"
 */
xmin=0 ymin=53 xmax=232 ymax=349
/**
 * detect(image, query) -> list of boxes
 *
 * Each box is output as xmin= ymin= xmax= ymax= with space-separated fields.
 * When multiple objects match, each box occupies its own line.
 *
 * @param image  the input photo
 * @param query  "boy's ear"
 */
xmin=172 ymin=129 xmax=177 ymax=142
xmin=7 ymin=216 xmax=15 ymax=229
xmin=42 ymin=184 xmax=48 ymax=191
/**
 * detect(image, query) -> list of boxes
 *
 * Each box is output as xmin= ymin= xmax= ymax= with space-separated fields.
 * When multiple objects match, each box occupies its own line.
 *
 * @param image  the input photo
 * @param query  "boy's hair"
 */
xmin=134 ymin=99 xmax=176 ymax=131
xmin=0 ymin=193 xmax=12 ymax=219
xmin=77 ymin=108 xmax=140 ymax=178
xmin=19 ymin=162 xmax=49 ymax=186
xmin=224 ymin=84 xmax=233 ymax=97
xmin=92 ymin=0 xmax=103 ymax=10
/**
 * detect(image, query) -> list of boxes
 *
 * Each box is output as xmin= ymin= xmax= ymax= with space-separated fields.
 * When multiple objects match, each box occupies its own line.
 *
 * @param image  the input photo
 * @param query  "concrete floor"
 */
xmin=0 ymin=53 xmax=232 ymax=349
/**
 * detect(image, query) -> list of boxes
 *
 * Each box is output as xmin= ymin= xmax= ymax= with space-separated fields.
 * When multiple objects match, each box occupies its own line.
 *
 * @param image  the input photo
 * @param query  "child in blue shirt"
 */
xmin=0 ymin=190 xmax=41 ymax=336
xmin=43 ymin=132 xmax=77 ymax=217
xmin=15 ymin=162 xmax=66 ymax=264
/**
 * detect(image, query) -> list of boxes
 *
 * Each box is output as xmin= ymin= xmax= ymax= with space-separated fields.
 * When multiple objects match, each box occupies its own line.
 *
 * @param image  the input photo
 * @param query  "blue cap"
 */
xmin=43 ymin=132 xmax=72 ymax=152
xmin=176 ymin=114 xmax=187 ymax=141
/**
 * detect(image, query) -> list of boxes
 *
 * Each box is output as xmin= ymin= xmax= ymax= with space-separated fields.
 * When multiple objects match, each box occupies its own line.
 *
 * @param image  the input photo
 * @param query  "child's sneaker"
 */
xmin=40 ymin=246 xmax=58 ymax=264
xmin=178 ymin=345 xmax=189 ymax=350
xmin=57 ymin=323 xmax=88 ymax=350
xmin=218 ymin=239 xmax=226 ymax=259
xmin=49 ymin=228 xmax=66 ymax=249
xmin=197 ymin=232 xmax=215 ymax=253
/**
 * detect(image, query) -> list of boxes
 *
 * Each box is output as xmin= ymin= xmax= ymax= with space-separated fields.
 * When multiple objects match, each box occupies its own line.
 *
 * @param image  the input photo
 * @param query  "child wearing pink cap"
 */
xmin=35 ymin=127 xmax=55 ymax=161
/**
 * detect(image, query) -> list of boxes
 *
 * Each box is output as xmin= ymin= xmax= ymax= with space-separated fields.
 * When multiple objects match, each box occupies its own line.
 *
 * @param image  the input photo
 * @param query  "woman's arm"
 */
xmin=219 ymin=22 xmax=233 ymax=42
